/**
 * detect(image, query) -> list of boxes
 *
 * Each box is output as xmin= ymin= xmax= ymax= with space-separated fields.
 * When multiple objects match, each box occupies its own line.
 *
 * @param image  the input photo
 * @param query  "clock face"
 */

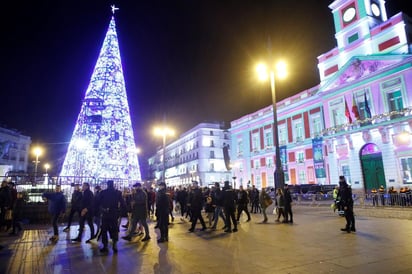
xmin=371 ymin=3 xmax=381 ymax=17
xmin=343 ymin=7 xmax=356 ymax=23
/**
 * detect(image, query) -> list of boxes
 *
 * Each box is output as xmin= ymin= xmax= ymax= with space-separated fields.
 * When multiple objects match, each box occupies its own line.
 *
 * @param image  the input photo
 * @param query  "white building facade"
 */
xmin=0 ymin=126 xmax=31 ymax=174
xmin=148 ymin=122 xmax=232 ymax=187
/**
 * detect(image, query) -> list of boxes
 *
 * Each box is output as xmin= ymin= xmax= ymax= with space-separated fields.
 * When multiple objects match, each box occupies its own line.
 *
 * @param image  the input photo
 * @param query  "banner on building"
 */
xmin=279 ymin=145 xmax=289 ymax=181
xmin=312 ymin=137 xmax=326 ymax=178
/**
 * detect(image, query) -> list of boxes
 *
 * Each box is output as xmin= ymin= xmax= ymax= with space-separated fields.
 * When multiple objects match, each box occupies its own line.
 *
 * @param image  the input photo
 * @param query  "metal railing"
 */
xmin=290 ymin=193 xmax=412 ymax=208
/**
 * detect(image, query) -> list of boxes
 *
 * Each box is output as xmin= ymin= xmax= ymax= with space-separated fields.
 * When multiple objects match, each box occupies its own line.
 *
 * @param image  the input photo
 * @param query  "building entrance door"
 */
xmin=360 ymin=143 xmax=386 ymax=193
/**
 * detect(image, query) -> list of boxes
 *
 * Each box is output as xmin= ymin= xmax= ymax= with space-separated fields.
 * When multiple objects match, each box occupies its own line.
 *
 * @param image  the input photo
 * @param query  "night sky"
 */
xmin=1 ymin=0 xmax=409 ymax=176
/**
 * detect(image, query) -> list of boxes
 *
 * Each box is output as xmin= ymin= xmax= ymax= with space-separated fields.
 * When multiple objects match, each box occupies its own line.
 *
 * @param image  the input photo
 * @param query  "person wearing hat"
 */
xmin=155 ymin=182 xmax=169 ymax=243
xmin=338 ymin=176 xmax=355 ymax=233
xmin=188 ymin=181 xmax=207 ymax=232
xmin=122 ymin=183 xmax=150 ymax=242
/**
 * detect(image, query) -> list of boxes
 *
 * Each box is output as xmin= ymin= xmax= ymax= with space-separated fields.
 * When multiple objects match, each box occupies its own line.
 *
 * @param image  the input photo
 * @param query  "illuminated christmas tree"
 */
xmin=60 ymin=13 xmax=141 ymax=184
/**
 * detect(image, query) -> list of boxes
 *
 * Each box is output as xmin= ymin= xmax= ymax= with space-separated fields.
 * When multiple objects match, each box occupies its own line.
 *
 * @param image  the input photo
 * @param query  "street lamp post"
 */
xmin=256 ymin=59 xmax=287 ymax=190
xmin=154 ymin=126 xmax=175 ymax=182
xmin=32 ymin=146 xmax=43 ymax=181
xmin=44 ymin=163 xmax=50 ymax=175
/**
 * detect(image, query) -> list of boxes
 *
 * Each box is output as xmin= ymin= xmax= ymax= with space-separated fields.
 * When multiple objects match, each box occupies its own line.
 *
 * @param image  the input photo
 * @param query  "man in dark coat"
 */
xmin=95 ymin=180 xmax=125 ymax=254
xmin=222 ymin=181 xmax=237 ymax=233
xmin=338 ymin=176 xmax=356 ymax=233
xmin=122 ymin=182 xmax=150 ymax=242
xmin=155 ymin=182 xmax=169 ymax=243
xmin=0 ymin=180 xmax=12 ymax=231
xmin=63 ymin=184 xmax=82 ymax=232
xmin=283 ymin=184 xmax=294 ymax=224
xmin=236 ymin=185 xmax=251 ymax=222
xmin=188 ymin=181 xmax=207 ymax=232
xmin=211 ymin=182 xmax=226 ymax=230
xmin=42 ymin=185 xmax=67 ymax=242
xmin=72 ymin=183 xmax=95 ymax=243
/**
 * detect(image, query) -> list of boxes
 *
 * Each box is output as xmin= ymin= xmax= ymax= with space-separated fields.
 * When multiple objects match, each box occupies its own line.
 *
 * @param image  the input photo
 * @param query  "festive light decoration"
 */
xmin=322 ymin=107 xmax=412 ymax=135
xmin=59 ymin=16 xmax=141 ymax=183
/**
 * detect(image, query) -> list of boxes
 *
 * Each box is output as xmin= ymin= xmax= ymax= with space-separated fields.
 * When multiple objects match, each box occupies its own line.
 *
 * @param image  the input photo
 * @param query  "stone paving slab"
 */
xmin=1 ymin=206 xmax=412 ymax=274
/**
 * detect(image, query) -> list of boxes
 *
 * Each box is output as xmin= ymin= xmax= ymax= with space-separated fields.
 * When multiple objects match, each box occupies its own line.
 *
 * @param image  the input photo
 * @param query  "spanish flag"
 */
xmin=352 ymin=93 xmax=360 ymax=120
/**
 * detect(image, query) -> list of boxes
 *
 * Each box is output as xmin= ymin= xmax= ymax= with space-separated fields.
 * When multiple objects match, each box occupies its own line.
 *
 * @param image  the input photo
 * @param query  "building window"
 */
xmin=401 ymin=158 xmax=412 ymax=184
xmin=255 ymin=175 xmax=262 ymax=189
xmin=279 ymin=124 xmax=287 ymax=145
xmin=382 ymin=77 xmax=405 ymax=119
xmin=387 ymin=90 xmax=403 ymax=116
xmin=210 ymin=140 xmax=215 ymax=147
xmin=267 ymin=157 xmax=274 ymax=167
xmin=264 ymin=128 xmax=273 ymax=148
xmin=252 ymin=133 xmax=259 ymax=151
xmin=254 ymin=159 xmax=260 ymax=169
xmin=210 ymin=151 xmax=215 ymax=158
xmin=209 ymin=163 xmax=215 ymax=171
xmin=298 ymin=170 xmax=306 ymax=184
xmin=210 ymin=131 xmax=214 ymax=136
xmin=293 ymin=120 xmax=304 ymax=142
xmin=329 ymin=97 xmax=347 ymax=127
xmin=297 ymin=151 xmax=304 ymax=163
xmin=341 ymin=164 xmax=351 ymax=184
xmin=237 ymin=138 xmax=243 ymax=156
xmin=311 ymin=114 xmax=323 ymax=136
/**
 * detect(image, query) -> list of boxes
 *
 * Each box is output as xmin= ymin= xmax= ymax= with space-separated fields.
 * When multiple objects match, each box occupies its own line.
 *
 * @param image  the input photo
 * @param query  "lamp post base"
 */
xmin=274 ymin=169 xmax=285 ymax=190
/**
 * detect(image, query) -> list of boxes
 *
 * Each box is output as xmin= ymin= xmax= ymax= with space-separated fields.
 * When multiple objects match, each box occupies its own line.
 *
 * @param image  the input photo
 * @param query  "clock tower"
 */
xmin=317 ymin=0 xmax=410 ymax=86
xmin=331 ymin=0 xmax=387 ymax=50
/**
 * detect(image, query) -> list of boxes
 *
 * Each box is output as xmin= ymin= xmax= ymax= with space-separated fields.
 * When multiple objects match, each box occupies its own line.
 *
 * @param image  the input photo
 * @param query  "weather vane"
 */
xmin=111 ymin=5 xmax=119 ymax=14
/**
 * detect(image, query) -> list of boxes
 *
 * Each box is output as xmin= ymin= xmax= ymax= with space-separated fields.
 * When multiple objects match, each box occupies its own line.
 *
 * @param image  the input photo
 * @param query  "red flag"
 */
xmin=345 ymin=98 xmax=352 ymax=123
xmin=352 ymin=94 xmax=360 ymax=120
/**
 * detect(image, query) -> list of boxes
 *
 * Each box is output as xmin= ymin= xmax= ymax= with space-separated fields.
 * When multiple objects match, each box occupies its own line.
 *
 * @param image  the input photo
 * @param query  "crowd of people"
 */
xmin=0 ymin=176 xmax=363 ymax=253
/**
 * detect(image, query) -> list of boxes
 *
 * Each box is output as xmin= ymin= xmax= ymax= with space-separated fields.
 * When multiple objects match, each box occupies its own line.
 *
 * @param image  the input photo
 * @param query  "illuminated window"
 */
xmin=294 ymin=120 xmax=304 ymax=142
xmin=311 ymin=114 xmax=323 ymax=136
xmin=279 ymin=124 xmax=287 ymax=145
xmin=329 ymin=97 xmax=346 ymax=127
xmin=264 ymin=128 xmax=273 ymax=148
xmin=400 ymin=158 xmax=412 ymax=184
xmin=237 ymin=138 xmax=243 ymax=156
xmin=252 ymin=133 xmax=259 ymax=151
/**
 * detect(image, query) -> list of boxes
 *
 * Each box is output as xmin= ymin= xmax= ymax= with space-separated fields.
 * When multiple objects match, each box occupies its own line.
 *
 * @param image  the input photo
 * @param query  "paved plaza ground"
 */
xmin=1 ymin=205 xmax=412 ymax=274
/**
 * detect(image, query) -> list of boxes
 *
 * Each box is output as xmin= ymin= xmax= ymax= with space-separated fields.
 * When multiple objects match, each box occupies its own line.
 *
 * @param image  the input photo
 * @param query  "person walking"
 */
xmin=283 ymin=185 xmax=293 ymax=224
xmin=338 ymin=176 xmax=356 ymax=233
xmin=222 ymin=181 xmax=237 ymax=233
xmin=95 ymin=180 xmax=126 ymax=254
xmin=72 ymin=183 xmax=95 ymax=243
xmin=122 ymin=183 xmax=150 ymax=242
xmin=259 ymin=188 xmax=272 ymax=223
xmin=236 ymin=185 xmax=251 ymax=222
xmin=63 ymin=184 xmax=82 ymax=232
xmin=9 ymin=192 xmax=25 ymax=236
xmin=93 ymin=185 xmax=102 ymax=240
xmin=188 ymin=181 xmax=207 ymax=232
xmin=156 ymin=182 xmax=170 ymax=243
xmin=211 ymin=182 xmax=226 ymax=230
xmin=42 ymin=185 xmax=67 ymax=242
xmin=275 ymin=188 xmax=286 ymax=223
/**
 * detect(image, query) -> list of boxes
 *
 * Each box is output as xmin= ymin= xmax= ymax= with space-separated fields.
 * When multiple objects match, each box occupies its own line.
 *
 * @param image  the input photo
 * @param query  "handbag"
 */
xmin=265 ymin=198 xmax=273 ymax=207
xmin=5 ymin=209 xmax=13 ymax=221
